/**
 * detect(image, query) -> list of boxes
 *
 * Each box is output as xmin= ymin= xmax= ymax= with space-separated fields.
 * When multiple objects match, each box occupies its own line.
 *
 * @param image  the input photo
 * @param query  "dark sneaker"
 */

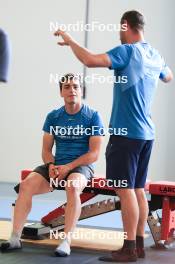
xmin=136 ymin=247 xmax=145 ymax=258
xmin=99 ymin=248 xmax=137 ymax=262
xmin=112 ymin=247 xmax=145 ymax=259
xmin=0 ymin=241 xmax=22 ymax=252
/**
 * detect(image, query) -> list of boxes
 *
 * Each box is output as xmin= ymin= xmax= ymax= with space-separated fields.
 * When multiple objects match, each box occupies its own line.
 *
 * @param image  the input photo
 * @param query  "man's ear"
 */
xmin=121 ymin=20 xmax=128 ymax=31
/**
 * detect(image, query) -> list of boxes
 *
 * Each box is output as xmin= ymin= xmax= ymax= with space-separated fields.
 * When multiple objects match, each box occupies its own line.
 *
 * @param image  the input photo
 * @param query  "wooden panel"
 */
xmin=0 ymin=221 xmax=125 ymax=251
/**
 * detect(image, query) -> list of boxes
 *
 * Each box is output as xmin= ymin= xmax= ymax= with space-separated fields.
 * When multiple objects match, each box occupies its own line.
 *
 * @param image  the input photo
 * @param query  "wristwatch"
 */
xmin=46 ymin=162 xmax=55 ymax=167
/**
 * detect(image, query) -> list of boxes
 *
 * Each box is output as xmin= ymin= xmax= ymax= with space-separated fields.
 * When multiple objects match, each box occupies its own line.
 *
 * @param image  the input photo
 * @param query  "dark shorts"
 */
xmin=106 ymin=135 xmax=154 ymax=189
xmin=33 ymin=163 xmax=94 ymax=189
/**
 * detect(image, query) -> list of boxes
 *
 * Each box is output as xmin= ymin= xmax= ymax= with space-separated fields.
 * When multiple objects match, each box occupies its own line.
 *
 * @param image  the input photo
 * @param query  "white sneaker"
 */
xmin=54 ymin=238 xmax=71 ymax=257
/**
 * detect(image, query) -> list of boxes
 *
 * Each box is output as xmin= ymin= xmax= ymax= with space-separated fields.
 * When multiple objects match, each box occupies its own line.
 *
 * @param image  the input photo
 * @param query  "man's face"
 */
xmin=60 ymin=78 xmax=82 ymax=105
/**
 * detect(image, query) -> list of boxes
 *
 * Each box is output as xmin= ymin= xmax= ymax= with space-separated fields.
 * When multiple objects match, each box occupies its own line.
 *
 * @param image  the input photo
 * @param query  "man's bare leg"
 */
xmin=1 ymin=172 xmax=52 ymax=250
xmin=64 ymin=173 xmax=87 ymax=236
xmin=13 ymin=172 xmax=52 ymax=235
xmin=135 ymin=188 xmax=148 ymax=236
xmin=55 ymin=173 xmax=87 ymax=256
xmin=117 ymin=189 xmax=139 ymax=241
xmin=99 ymin=189 xmax=139 ymax=262
xmin=134 ymin=188 xmax=148 ymax=257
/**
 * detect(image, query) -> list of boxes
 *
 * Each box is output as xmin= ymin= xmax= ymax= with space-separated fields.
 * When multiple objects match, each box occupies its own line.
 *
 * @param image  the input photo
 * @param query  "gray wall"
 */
xmin=0 ymin=0 xmax=174 ymax=182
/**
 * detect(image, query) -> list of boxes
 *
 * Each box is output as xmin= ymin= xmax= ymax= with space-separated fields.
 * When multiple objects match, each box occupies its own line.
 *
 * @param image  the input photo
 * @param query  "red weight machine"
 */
xmin=14 ymin=170 xmax=175 ymax=248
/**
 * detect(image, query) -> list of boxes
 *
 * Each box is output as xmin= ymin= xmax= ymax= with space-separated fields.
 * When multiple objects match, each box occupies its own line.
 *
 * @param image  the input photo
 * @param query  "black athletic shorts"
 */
xmin=14 ymin=164 xmax=94 ymax=193
xmin=33 ymin=163 xmax=94 ymax=189
xmin=106 ymin=135 xmax=154 ymax=189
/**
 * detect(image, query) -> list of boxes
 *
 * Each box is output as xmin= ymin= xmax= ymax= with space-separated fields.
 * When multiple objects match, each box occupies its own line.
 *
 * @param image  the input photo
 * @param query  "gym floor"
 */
xmin=0 ymin=237 xmax=175 ymax=264
xmin=1 ymin=182 xmax=175 ymax=264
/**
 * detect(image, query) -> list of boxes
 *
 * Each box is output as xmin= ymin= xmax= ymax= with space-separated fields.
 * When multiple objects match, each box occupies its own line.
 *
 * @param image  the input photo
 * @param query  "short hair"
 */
xmin=121 ymin=10 xmax=145 ymax=32
xmin=59 ymin=73 xmax=81 ymax=91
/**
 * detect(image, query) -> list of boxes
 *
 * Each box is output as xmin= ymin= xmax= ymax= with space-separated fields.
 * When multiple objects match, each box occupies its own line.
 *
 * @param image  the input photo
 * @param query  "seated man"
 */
xmin=0 ymin=73 xmax=104 ymax=256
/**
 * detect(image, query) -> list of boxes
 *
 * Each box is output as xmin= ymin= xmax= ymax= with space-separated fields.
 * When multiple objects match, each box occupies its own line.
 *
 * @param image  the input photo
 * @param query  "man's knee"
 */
xmin=116 ymin=188 xmax=134 ymax=197
xmin=66 ymin=173 xmax=87 ymax=195
xmin=66 ymin=183 xmax=81 ymax=197
xmin=135 ymin=189 xmax=148 ymax=208
xmin=135 ymin=188 xmax=146 ymax=200
xmin=19 ymin=173 xmax=39 ymax=195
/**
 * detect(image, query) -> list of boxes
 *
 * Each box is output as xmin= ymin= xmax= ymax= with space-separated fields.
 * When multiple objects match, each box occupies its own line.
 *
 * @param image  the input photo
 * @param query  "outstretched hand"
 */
xmin=54 ymin=30 xmax=73 ymax=46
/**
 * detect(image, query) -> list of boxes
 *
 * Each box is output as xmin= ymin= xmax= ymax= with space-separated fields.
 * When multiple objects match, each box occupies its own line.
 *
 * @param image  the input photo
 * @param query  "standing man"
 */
xmin=54 ymin=10 xmax=173 ymax=262
xmin=0 ymin=73 xmax=104 ymax=256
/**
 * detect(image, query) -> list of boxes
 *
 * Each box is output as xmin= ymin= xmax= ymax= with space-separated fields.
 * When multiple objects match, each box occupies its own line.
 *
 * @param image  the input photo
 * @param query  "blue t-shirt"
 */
xmin=43 ymin=104 xmax=104 ymax=166
xmin=107 ymin=42 xmax=170 ymax=140
xmin=0 ymin=29 xmax=10 ymax=82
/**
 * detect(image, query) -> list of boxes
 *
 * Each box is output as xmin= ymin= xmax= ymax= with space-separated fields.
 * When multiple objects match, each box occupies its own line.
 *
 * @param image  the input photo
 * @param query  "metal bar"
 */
xmin=82 ymin=0 xmax=90 ymax=98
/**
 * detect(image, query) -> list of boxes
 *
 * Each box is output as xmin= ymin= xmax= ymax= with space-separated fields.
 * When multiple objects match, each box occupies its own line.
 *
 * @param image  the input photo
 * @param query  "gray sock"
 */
xmin=7 ymin=232 xmax=21 ymax=248
xmin=55 ymin=238 xmax=71 ymax=256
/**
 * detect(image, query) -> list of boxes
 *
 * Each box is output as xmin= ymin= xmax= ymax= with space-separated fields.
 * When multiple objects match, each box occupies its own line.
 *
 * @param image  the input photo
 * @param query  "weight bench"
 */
xmin=14 ymin=169 xmax=175 ymax=249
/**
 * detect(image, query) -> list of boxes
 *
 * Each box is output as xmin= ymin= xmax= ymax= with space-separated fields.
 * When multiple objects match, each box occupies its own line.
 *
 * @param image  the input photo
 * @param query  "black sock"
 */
xmin=136 ymin=235 xmax=144 ymax=248
xmin=123 ymin=239 xmax=136 ymax=249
